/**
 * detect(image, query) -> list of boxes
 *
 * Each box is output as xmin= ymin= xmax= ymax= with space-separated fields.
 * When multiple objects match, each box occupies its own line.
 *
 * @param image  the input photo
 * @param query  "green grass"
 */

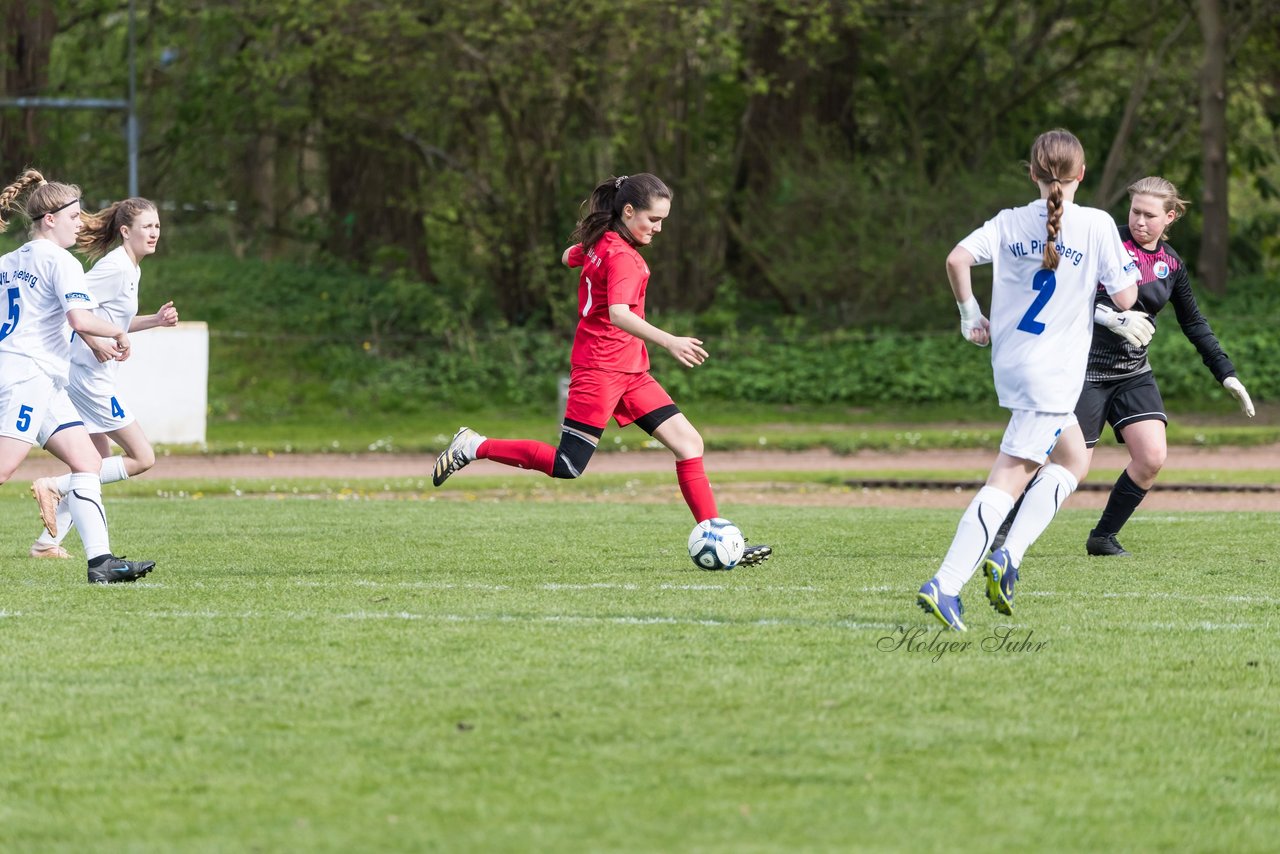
xmin=1 ymin=491 xmax=1276 ymax=852
xmin=77 ymin=464 xmax=1280 ymax=504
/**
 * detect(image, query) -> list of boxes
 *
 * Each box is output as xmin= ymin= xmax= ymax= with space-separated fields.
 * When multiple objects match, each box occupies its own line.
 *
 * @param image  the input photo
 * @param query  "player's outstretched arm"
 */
xmin=608 ymin=303 xmax=708 ymax=368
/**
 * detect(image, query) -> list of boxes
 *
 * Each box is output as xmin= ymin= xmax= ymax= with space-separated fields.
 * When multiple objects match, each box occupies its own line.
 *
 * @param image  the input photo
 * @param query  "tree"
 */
xmin=1197 ymin=0 xmax=1230 ymax=293
xmin=0 ymin=0 xmax=57 ymax=174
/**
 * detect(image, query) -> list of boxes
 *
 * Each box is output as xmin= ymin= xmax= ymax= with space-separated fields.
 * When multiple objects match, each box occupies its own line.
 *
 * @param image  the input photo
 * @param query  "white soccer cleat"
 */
xmin=432 ymin=427 xmax=483 ymax=487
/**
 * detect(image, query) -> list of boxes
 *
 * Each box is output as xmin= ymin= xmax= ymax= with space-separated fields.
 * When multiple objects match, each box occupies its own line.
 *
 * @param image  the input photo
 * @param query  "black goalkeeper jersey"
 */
xmin=1085 ymin=225 xmax=1236 ymax=383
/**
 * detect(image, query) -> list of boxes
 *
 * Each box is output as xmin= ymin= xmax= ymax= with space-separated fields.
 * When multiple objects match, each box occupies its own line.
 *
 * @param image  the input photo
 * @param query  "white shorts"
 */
xmin=1000 ymin=409 xmax=1078 ymax=465
xmin=0 ymin=355 xmax=82 ymax=447
xmin=66 ymin=366 xmax=134 ymax=434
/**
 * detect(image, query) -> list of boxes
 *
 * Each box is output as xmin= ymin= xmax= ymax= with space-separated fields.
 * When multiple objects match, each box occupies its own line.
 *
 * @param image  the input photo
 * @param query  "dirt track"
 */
xmin=13 ymin=445 xmax=1280 ymax=510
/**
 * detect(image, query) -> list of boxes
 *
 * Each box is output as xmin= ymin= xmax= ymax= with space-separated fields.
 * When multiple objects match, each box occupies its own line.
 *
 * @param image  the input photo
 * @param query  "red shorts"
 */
xmin=564 ymin=367 xmax=676 ymax=431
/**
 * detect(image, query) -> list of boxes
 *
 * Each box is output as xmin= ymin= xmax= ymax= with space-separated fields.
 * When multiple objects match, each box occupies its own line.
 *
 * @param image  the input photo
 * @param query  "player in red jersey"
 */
xmin=432 ymin=173 xmax=771 ymax=566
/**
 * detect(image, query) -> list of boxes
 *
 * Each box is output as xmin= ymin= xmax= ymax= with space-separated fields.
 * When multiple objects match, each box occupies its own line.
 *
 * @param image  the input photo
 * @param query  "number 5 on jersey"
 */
xmin=0 ymin=286 xmax=19 ymax=343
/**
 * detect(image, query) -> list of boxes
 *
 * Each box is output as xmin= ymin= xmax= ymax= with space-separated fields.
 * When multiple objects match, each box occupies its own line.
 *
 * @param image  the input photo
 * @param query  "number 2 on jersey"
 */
xmin=1016 ymin=269 xmax=1056 ymax=335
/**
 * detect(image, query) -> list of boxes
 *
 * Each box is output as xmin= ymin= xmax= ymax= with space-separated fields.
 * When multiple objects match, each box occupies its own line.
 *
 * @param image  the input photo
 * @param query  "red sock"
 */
xmin=476 ymin=439 xmax=555 ymax=476
xmin=675 ymin=457 xmax=718 ymax=522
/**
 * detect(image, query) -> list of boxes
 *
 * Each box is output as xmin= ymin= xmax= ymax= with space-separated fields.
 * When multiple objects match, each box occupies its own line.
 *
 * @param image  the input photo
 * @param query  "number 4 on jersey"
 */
xmin=1016 ymin=269 xmax=1056 ymax=335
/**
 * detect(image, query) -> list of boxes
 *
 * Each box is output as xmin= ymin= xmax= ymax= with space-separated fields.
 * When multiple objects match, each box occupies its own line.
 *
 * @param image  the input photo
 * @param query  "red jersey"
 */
xmin=565 ymin=231 xmax=649 ymax=372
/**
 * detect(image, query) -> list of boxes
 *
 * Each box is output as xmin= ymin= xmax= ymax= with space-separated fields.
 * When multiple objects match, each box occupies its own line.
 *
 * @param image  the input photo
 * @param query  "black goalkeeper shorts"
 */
xmin=1076 ymin=371 xmax=1168 ymax=448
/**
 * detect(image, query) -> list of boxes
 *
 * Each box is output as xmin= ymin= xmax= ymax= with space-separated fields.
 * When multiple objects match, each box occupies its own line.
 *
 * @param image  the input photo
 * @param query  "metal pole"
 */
xmin=127 ymin=0 xmax=138 ymax=197
xmin=0 ymin=97 xmax=127 ymax=109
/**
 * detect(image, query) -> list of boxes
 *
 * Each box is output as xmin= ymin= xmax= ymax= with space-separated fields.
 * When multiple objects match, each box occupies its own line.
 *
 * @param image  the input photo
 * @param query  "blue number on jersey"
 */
xmin=110 ymin=396 xmax=126 ymax=419
xmin=0 ymin=286 xmax=19 ymax=343
xmin=1016 ymin=269 xmax=1057 ymax=335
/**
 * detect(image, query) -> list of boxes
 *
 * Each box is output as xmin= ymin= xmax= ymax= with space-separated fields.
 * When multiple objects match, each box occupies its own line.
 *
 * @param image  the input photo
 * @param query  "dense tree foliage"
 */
xmin=2 ymin=0 xmax=1277 ymax=339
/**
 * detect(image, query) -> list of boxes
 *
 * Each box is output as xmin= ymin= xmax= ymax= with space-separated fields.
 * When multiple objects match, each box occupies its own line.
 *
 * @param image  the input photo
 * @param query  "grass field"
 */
xmin=1 ymin=487 xmax=1277 ymax=852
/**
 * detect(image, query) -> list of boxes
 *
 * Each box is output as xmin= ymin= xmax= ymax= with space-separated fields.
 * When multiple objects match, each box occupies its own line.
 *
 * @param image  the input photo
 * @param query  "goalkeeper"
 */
xmin=994 ymin=175 xmax=1254 ymax=558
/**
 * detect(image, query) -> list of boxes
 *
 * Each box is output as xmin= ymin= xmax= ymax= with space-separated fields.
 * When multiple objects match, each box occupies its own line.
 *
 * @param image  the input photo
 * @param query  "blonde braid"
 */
xmin=1043 ymin=180 xmax=1064 ymax=270
xmin=1027 ymin=130 xmax=1086 ymax=271
xmin=0 ymin=169 xmax=47 ymax=233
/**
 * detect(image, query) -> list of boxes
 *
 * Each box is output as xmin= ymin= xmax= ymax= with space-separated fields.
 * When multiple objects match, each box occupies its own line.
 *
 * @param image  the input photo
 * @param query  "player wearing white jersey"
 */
xmin=989 ymin=176 xmax=1255 ymax=559
xmin=0 ymin=170 xmax=154 ymax=583
xmin=29 ymin=198 xmax=178 ymax=559
xmin=917 ymin=130 xmax=1139 ymax=631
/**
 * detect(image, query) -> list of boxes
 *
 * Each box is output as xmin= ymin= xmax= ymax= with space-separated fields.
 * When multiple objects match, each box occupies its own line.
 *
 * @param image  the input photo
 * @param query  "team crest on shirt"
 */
xmin=1153 ymin=261 xmax=1170 ymax=279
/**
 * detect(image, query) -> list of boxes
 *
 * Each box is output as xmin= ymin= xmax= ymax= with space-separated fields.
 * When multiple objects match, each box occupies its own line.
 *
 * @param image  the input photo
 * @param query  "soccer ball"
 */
xmin=687 ymin=517 xmax=745 ymax=571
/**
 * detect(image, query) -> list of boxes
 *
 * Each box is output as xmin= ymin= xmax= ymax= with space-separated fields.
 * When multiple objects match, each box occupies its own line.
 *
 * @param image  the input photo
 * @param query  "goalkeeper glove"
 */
xmin=1223 ymin=377 xmax=1255 ymax=417
xmin=1094 ymin=304 xmax=1155 ymax=347
xmin=957 ymin=296 xmax=989 ymax=347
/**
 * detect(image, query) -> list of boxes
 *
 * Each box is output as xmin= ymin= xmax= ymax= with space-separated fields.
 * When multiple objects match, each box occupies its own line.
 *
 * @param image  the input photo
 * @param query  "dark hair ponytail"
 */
xmin=570 ymin=173 xmax=672 ymax=250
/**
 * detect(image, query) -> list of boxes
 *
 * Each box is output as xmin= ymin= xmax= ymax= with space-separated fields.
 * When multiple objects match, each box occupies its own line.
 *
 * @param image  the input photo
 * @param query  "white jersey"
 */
xmin=960 ymin=200 xmax=1138 ymax=412
xmin=0 ymin=239 xmax=96 ymax=383
xmin=70 ymin=245 xmax=140 ymax=379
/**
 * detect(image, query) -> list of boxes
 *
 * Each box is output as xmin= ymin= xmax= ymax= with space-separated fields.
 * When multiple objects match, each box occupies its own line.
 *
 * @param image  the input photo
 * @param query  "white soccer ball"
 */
xmin=687 ymin=517 xmax=746 ymax=571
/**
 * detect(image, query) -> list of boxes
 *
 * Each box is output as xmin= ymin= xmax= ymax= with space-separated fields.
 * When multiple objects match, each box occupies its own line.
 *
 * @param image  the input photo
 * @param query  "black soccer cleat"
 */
xmin=1085 ymin=530 xmax=1131 ymax=558
xmin=88 ymin=556 xmax=156 ymax=584
xmin=739 ymin=542 xmax=773 ymax=566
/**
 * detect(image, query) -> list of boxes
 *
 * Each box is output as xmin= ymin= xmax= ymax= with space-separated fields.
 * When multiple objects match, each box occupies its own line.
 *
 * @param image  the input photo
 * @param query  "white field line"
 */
xmin=109 ymin=580 xmax=1280 ymax=606
xmin=866 ymin=586 xmax=1280 ymax=605
xmin=92 ymin=612 xmax=901 ymax=632
xmin=189 ymin=578 xmax=824 ymax=591
xmin=1145 ymin=622 xmax=1259 ymax=631
xmin=5 ymin=605 xmax=1268 ymax=632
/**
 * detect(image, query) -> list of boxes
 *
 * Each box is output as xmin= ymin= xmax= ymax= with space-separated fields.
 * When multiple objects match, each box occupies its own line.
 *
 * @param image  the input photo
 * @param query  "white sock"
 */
xmin=43 ymin=459 xmax=130 ymax=547
xmin=100 ymin=455 xmax=131 ymax=484
xmin=1003 ymin=463 xmax=1078 ymax=567
xmin=35 ymin=519 xmax=63 ymax=548
xmin=67 ymin=472 xmax=111 ymax=561
xmin=464 ymin=431 xmax=486 ymax=460
xmin=935 ymin=486 xmax=1015 ymax=596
